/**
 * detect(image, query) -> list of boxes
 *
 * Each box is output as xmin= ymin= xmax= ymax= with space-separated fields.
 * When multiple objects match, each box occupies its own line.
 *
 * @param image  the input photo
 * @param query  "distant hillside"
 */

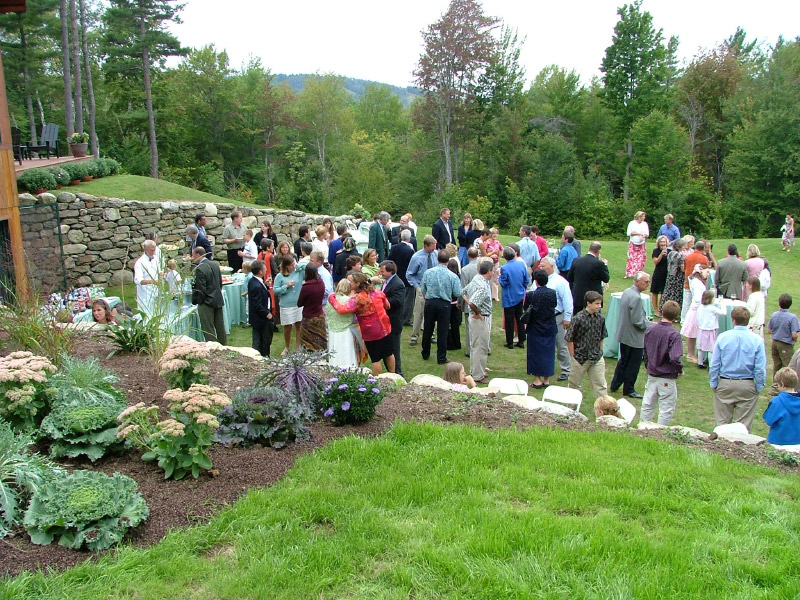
xmin=274 ymin=74 xmax=422 ymax=107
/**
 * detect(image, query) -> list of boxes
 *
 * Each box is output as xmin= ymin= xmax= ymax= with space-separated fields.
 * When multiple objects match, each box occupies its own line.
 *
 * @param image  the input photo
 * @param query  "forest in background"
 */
xmin=1 ymin=0 xmax=798 ymax=237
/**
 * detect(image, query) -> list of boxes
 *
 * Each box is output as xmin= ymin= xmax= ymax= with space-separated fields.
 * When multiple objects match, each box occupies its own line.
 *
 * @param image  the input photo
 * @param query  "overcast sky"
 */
xmin=170 ymin=0 xmax=799 ymax=88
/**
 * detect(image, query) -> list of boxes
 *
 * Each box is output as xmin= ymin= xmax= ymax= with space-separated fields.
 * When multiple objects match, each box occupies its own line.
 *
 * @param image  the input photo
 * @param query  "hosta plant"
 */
xmin=118 ymin=384 xmax=231 ymax=480
xmin=0 ymin=420 xmax=61 ymax=538
xmin=0 ymin=352 xmax=56 ymax=431
xmin=24 ymin=469 xmax=149 ymax=551
xmin=40 ymin=396 xmax=127 ymax=461
xmin=158 ymin=341 xmax=210 ymax=391
xmin=215 ymin=386 xmax=312 ymax=449
xmin=322 ymin=368 xmax=385 ymax=425
xmin=255 ymin=350 xmax=327 ymax=412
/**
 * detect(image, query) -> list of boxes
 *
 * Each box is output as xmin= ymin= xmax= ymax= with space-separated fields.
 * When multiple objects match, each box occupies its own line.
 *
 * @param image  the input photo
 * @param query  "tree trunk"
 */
xmin=19 ymin=21 xmax=37 ymax=143
xmin=69 ymin=0 xmax=83 ymax=133
xmin=79 ymin=0 xmax=98 ymax=157
xmin=59 ymin=0 xmax=74 ymax=137
xmin=140 ymin=9 xmax=158 ymax=178
xmin=36 ymin=91 xmax=45 ymax=130
xmin=439 ymin=100 xmax=453 ymax=187
xmin=624 ymin=135 xmax=632 ymax=203
xmin=264 ymin=127 xmax=275 ymax=204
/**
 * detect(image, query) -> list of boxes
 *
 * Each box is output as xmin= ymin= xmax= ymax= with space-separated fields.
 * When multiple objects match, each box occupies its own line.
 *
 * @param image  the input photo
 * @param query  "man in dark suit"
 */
xmin=388 ymin=228 xmax=416 ymax=326
xmin=567 ymin=241 xmax=610 ymax=310
xmin=294 ymin=225 xmax=310 ymax=258
xmin=186 ymin=225 xmax=212 ymax=258
xmin=368 ymin=211 xmax=391 ymax=262
xmin=191 ymin=246 xmax=226 ymax=345
xmin=247 ymin=259 xmax=274 ymax=357
xmin=391 ymin=215 xmax=418 ymax=250
xmin=431 ymin=207 xmax=455 ymax=250
xmin=379 ymin=260 xmax=406 ymax=377
xmin=610 ymin=272 xmax=651 ymax=398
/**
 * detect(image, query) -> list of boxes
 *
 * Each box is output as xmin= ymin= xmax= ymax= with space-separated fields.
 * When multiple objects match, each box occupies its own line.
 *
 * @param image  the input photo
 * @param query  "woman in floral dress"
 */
xmin=660 ymin=238 xmax=687 ymax=315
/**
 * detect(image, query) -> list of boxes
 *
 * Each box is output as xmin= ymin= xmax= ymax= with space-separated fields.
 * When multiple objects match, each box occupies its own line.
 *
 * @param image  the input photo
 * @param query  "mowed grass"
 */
xmin=110 ymin=233 xmax=797 ymax=437
xmin=64 ymin=174 xmax=245 ymax=206
xmin=4 ymin=422 xmax=800 ymax=598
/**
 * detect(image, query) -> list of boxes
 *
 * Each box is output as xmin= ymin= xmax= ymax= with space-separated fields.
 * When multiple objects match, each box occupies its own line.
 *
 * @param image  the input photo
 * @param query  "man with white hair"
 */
xmin=610 ymin=271 xmax=652 ymax=399
xmin=368 ymin=211 xmax=391 ymax=262
xmin=186 ymin=224 xmax=212 ymax=259
xmin=133 ymin=239 xmax=161 ymax=317
xmin=539 ymin=256 xmax=574 ymax=381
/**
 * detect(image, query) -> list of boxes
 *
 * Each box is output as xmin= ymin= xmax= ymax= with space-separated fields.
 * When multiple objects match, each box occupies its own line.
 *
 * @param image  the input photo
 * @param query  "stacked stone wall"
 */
xmin=18 ymin=192 xmax=356 ymax=289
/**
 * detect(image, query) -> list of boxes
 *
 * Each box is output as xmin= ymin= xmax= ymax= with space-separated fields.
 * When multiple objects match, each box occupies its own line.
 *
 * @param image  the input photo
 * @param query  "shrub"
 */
xmin=66 ymin=132 xmax=89 ymax=144
xmin=255 ymin=351 xmax=327 ymax=412
xmin=24 ymin=469 xmax=149 ymax=551
xmin=89 ymin=158 xmax=110 ymax=177
xmin=46 ymin=166 xmax=70 ymax=186
xmin=350 ymin=203 xmax=369 ymax=219
xmin=0 ymin=293 xmax=75 ymax=364
xmin=118 ymin=384 xmax=231 ymax=480
xmin=101 ymin=157 xmax=122 ymax=175
xmin=0 ymin=352 xmax=57 ymax=431
xmin=215 ymin=386 xmax=312 ymax=449
xmin=158 ymin=341 xmax=210 ymax=391
xmin=62 ymin=161 xmax=88 ymax=181
xmin=321 ymin=369 xmax=385 ymax=425
xmin=0 ymin=420 xmax=61 ymax=538
xmin=105 ymin=317 xmax=158 ymax=357
xmin=16 ymin=168 xmax=58 ymax=193
xmin=766 ymin=447 xmax=800 ymax=466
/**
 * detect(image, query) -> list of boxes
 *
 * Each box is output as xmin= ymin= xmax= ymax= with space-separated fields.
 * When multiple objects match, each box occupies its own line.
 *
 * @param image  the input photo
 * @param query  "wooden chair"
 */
xmin=27 ymin=123 xmax=59 ymax=158
xmin=10 ymin=127 xmax=28 ymax=165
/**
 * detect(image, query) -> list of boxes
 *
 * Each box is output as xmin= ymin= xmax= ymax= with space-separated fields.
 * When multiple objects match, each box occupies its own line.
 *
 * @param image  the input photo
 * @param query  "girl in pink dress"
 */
xmin=679 ymin=265 xmax=709 ymax=362
xmin=695 ymin=290 xmax=726 ymax=369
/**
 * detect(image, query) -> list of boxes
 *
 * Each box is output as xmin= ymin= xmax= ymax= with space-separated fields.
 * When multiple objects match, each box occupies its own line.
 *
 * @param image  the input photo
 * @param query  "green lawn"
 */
xmin=4 ymin=423 xmax=800 ymax=598
xmin=108 ymin=235 xmax=796 ymax=438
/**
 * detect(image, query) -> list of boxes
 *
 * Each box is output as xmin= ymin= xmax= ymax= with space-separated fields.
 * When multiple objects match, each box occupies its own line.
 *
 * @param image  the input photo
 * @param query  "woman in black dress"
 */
xmin=650 ymin=235 xmax=669 ymax=317
xmin=446 ymin=258 xmax=462 ymax=350
xmin=524 ymin=269 xmax=558 ymax=389
xmin=660 ymin=237 xmax=687 ymax=314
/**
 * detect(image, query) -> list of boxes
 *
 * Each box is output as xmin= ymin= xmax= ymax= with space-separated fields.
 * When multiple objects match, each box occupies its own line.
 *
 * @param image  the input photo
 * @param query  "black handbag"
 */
xmin=520 ymin=303 xmax=535 ymax=325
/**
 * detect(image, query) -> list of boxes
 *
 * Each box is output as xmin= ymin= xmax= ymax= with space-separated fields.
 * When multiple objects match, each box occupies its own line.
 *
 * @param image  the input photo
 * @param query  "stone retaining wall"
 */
xmin=17 ymin=192 xmax=356 ymax=289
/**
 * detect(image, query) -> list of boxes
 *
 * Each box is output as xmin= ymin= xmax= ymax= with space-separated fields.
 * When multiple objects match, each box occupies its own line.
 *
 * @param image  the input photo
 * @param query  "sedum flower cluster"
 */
xmin=117 ymin=385 xmax=231 ymax=480
xmin=158 ymin=341 xmax=210 ymax=391
xmin=0 ymin=352 xmax=56 ymax=430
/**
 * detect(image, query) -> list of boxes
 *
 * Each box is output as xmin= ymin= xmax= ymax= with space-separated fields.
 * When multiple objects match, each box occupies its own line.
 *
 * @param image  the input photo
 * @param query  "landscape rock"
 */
xmin=712 ymin=423 xmax=765 ymax=445
xmin=597 ymin=415 xmax=628 ymax=428
xmin=637 ymin=421 xmax=666 ymax=430
xmin=670 ymin=426 xmax=711 ymax=441
xmin=409 ymin=374 xmax=453 ymax=390
xmin=375 ymin=373 xmax=406 ymax=387
xmin=110 ymin=269 xmax=134 ymax=286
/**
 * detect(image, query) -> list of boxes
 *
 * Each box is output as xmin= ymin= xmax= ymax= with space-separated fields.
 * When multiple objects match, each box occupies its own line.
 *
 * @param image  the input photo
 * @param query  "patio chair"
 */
xmin=10 ymin=126 xmax=28 ymax=165
xmin=27 ymin=123 xmax=59 ymax=159
xmin=541 ymin=385 xmax=582 ymax=413
xmin=487 ymin=377 xmax=529 ymax=396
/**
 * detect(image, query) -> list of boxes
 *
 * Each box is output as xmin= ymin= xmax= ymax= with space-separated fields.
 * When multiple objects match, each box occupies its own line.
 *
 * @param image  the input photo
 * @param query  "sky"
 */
xmin=170 ymin=0 xmax=800 ymax=88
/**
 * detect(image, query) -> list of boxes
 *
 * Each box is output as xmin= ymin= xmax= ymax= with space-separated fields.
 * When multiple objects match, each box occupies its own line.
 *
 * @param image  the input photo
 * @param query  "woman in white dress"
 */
xmin=745 ymin=276 xmax=765 ymax=338
xmin=325 ymin=279 xmax=359 ymax=368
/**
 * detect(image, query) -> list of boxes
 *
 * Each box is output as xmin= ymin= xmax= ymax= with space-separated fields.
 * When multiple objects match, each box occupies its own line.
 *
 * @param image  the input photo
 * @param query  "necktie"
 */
xmin=427 ymin=252 xmax=433 ymax=269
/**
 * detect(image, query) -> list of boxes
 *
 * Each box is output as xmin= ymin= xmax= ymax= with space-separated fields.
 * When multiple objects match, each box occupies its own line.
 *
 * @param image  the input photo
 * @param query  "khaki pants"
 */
xmin=468 ymin=315 xmax=490 ymax=380
xmin=713 ymin=378 xmax=759 ymax=431
xmin=567 ymin=356 xmax=607 ymax=399
xmin=772 ymin=339 xmax=795 ymax=376
xmin=411 ymin=287 xmax=426 ymax=340
xmin=642 ymin=376 xmax=678 ymax=425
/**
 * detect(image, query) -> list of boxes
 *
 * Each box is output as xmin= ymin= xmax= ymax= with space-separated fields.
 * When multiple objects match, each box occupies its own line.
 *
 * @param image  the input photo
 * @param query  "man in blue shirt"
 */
xmin=556 ymin=233 xmax=578 ymax=276
xmin=499 ymin=247 xmax=529 ymax=349
xmin=406 ymin=235 xmax=438 ymax=346
xmin=420 ymin=250 xmax=463 ymax=364
xmin=517 ymin=226 xmax=541 ymax=269
xmin=540 ymin=256 xmax=574 ymax=380
xmin=710 ymin=306 xmax=767 ymax=431
xmin=657 ymin=214 xmax=681 ymax=246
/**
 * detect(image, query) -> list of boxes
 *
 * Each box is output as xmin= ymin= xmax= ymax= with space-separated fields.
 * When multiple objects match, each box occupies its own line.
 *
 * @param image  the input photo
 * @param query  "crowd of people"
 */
xmin=122 ymin=207 xmax=800 ymax=445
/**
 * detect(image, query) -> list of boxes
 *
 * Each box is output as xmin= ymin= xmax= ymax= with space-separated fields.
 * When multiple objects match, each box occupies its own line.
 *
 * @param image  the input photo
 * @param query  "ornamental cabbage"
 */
xmin=40 ymin=396 xmax=127 ymax=461
xmin=24 ymin=470 xmax=149 ymax=551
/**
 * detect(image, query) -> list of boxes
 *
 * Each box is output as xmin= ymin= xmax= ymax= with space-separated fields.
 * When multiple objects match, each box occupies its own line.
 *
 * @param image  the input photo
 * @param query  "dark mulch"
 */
xmin=1 ymin=332 xmax=797 ymax=577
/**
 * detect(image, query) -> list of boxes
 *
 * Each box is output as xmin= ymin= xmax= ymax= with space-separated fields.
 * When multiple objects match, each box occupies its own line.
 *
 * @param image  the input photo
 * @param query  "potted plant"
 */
xmin=67 ymin=132 xmax=89 ymax=158
xmin=62 ymin=162 xmax=88 ymax=185
xmin=17 ymin=168 xmax=58 ymax=195
xmin=46 ymin=166 xmax=69 ymax=189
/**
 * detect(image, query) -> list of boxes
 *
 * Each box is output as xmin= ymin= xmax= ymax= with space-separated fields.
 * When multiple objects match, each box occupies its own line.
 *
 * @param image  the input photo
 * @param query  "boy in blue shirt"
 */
xmin=763 ymin=367 xmax=800 ymax=445
xmin=768 ymin=293 xmax=800 ymax=388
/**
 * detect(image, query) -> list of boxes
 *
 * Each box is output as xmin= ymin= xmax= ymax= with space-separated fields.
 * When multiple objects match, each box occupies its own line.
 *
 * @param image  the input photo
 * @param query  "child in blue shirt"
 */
xmin=763 ymin=367 xmax=800 ymax=445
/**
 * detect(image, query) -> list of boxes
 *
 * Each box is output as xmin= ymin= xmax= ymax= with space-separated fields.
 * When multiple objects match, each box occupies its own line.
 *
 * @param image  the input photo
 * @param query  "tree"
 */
xmin=600 ymin=0 xmax=677 ymax=201
xmin=102 ymin=0 xmax=185 ymax=178
xmin=79 ymin=0 xmax=98 ymax=156
xmin=59 ymin=0 xmax=74 ymax=136
xmin=69 ymin=0 xmax=83 ymax=133
xmin=354 ymin=83 xmax=408 ymax=136
xmin=414 ymin=0 xmax=498 ymax=186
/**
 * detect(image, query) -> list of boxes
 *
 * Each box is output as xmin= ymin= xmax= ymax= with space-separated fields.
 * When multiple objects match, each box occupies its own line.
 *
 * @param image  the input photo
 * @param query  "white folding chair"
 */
xmin=616 ymin=397 xmax=636 ymax=425
xmin=487 ymin=378 xmax=529 ymax=396
xmin=541 ymin=386 xmax=582 ymax=413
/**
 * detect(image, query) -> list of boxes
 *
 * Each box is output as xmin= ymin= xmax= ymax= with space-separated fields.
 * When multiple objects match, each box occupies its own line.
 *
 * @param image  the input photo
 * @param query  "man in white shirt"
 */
xmin=133 ymin=240 xmax=161 ymax=318
xmin=539 ymin=256 xmax=574 ymax=381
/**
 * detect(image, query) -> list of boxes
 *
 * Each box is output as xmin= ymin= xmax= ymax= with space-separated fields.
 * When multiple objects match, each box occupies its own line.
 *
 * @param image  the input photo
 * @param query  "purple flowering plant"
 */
xmin=321 ymin=368 xmax=385 ymax=425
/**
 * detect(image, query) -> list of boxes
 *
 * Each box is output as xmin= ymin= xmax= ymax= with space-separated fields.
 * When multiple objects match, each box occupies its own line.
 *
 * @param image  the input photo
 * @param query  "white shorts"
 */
xmin=280 ymin=306 xmax=303 ymax=325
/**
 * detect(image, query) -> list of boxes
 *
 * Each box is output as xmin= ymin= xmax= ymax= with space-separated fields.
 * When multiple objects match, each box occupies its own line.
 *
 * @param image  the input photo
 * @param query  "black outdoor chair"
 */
xmin=27 ymin=123 xmax=59 ymax=159
xmin=10 ymin=127 xmax=29 ymax=166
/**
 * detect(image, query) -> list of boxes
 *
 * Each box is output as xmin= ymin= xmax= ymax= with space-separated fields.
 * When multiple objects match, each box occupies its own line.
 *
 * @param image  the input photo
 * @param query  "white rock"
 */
xmin=409 ymin=374 xmax=453 ymax=390
xmin=713 ymin=423 xmax=765 ymax=445
xmin=503 ymin=395 xmax=545 ymax=411
xmin=670 ymin=426 xmax=711 ymax=441
xmin=376 ymin=373 xmax=406 ymax=387
xmin=466 ymin=386 xmax=498 ymax=396
xmin=205 ymin=341 xmax=225 ymax=351
xmin=637 ymin=421 xmax=666 ymax=430
xmin=771 ymin=444 xmax=800 ymax=454
xmin=597 ymin=415 xmax=628 ymax=428
xmin=204 ymin=202 xmax=218 ymax=217
xmin=243 ymin=216 xmax=258 ymax=229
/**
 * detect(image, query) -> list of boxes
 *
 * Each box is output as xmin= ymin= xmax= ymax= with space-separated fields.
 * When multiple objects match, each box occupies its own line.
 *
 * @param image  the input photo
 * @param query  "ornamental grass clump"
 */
xmin=255 ymin=350 xmax=327 ymax=412
xmin=117 ymin=384 xmax=231 ymax=480
xmin=0 ymin=352 xmax=56 ymax=431
xmin=322 ymin=369 xmax=385 ymax=425
xmin=23 ymin=469 xmax=149 ymax=551
xmin=215 ymin=386 xmax=312 ymax=449
xmin=158 ymin=341 xmax=210 ymax=391
xmin=0 ymin=420 xmax=62 ymax=538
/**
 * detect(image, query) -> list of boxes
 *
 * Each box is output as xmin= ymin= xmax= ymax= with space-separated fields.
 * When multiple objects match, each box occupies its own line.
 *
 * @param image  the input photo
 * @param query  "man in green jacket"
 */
xmin=191 ymin=246 xmax=226 ymax=345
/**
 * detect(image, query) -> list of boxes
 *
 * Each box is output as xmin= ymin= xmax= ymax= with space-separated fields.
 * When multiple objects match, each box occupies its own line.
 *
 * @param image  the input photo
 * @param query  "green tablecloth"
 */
xmin=716 ymin=299 xmax=747 ymax=335
xmin=603 ymin=292 xmax=652 ymax=359
xmin=222 ymin=280 xmax=248 ymax=331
